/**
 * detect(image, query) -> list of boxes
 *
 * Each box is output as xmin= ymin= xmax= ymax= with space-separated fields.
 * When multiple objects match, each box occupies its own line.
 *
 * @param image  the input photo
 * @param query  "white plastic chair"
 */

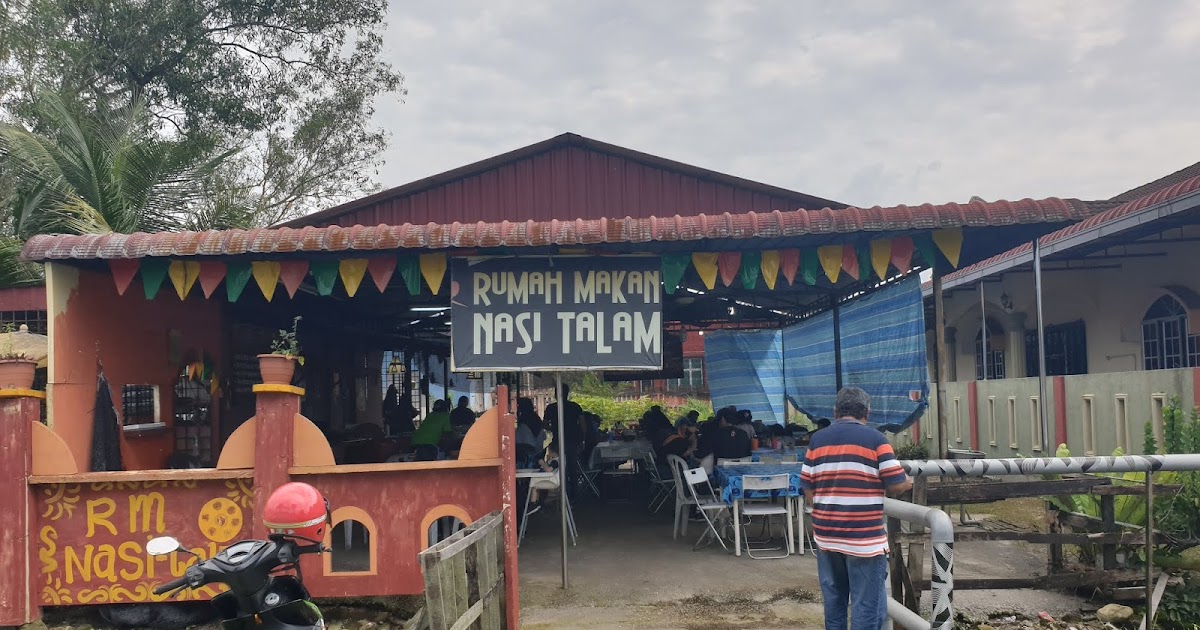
xmin=518 ymin=473 xmax=578 ymax=547
xmin=682 ymin=467 xmax=730 ymax=551
xmin=716 ymin=456 xmax=753 ymax=466
xmin=667 ymin=455 xmax=698 ymax=539
xmin=733 ymin=474 xmax=794 ymax=559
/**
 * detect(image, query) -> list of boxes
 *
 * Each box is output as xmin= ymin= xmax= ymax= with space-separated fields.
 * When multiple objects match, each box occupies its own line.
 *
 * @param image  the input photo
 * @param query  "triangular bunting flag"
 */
xmin=279 ymin=261 xmax=309 ymax=298
xmin=932 ymin=228 xmax=963 ymax=268
xmin=801 ymin=249 xmax=819 ymax=286
xmin=310 ymin=260 xmax=339 ymax=296
xmin=198 ymin=261 xmax=226 ymax=298
xmin=368 ymin=257 xmax=397 ymax=293
xmin=419 ymin=254 xmax=447 ymax=295
xmin=818 ymin=245 xmax=842 ymax=284
xmin=140 ymin=259 xmax=169 ymax=300
xmin=780 ymin=250 xmax=800 ymax=286
xmin=841 ymin=244 xmax=860 ymax=281
xmin=691 ymin=253 xmax=719 ymax=290
xmin=226 ymin=262 xmax=252 ymax=302
xmin=915 ymin=234 xmax=940 ymax=270
xmin=398 ymin=256 xmax=421 ymax=296
xmin=891 ymin=236 xmax=915 ymax=275
xmin=339 ymin=259 xmax=369 ymax=297
xmin=870 ymin=240 xmax=892 ymax=280
xmin=760 ymin=250 xmax=780 ymax=290
xmin=661 ymin=253 xmax=690 ymax=295
xmin=109 ymin=259 xmax=139 ymax=296
xmin=168 ymin=261 xmax=201 ymax=299
xmin=252 ymin=261 xmax=281 ymax=302
xmin=718 ymin=252 xmax=741 ymax=287
xmin=739 ymin=251 xmax=761 ymax=290
xmin=857 ymin=244 xmax=872 ymax=281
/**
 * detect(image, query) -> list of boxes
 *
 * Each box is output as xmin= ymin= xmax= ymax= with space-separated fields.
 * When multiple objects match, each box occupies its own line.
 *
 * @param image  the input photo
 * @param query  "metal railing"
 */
xmin=883 ymin=498 xmax=955 ymax=630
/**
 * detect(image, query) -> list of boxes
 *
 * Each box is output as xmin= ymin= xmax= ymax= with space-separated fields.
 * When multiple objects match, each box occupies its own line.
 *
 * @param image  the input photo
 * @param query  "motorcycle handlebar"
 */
xmin=153 ymin=576 xmax=189 ymax=595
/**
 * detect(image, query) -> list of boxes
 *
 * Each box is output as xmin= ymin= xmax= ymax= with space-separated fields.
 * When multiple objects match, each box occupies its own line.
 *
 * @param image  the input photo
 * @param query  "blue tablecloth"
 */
xmin=750 ymin=447 xmax=807 ymax=463
xmin=714 ymin=462 xmax=804 ymax=505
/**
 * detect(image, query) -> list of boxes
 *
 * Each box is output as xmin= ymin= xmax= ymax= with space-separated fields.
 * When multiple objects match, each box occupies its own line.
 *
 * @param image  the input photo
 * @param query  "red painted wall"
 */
xmin=0 ymin=286 xmax=47 ymax=310
xmin=51 ymin=268 xmax=225 ymax=471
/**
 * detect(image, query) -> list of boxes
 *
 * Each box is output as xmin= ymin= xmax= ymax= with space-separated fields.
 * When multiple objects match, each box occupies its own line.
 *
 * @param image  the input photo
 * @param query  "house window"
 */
xmin=121 ymin=384 xmax=161 ymax=427
xmin=668 ymin=358 xmax=705 ymax=391
xmin=975 ymin=318 xmax=1006 ymax=380
xmin=1026 ymin=320 xmax=1089 ymax=377
xmin=0 ymin=310 xmax=46 ymax=335
xmin=1142 ymin=295 xmax=1190 ymax=370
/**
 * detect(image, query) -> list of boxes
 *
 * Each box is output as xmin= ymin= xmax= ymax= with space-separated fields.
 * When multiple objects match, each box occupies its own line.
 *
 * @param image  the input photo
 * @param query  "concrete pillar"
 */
xmin=1006 ymin=313 xmax=1028 ymax=378
xmin=0 ymin=390 xmax=45 ymax=625
xmin=945 ymin=327 xmax=958 ymax=382
xmin=251 ymin=383 xmax=303 ymax=538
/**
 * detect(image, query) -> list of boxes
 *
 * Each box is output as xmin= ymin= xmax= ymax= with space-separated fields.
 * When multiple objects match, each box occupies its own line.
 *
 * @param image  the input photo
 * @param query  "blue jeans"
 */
xmin=815 ymin=549 xmax=889 ymax=630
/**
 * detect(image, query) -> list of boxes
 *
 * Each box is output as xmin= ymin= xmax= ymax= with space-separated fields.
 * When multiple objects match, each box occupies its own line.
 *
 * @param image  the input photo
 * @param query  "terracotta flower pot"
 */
xmin=0 ymin=358 xmax=37 ymax=390
xmin=257 ymin=354 xmax=296 ymax=385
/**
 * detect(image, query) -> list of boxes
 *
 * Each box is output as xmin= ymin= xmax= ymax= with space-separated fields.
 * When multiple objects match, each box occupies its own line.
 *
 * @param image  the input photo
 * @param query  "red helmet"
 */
xmin=262 ymin=482 xmax=330 ymax=542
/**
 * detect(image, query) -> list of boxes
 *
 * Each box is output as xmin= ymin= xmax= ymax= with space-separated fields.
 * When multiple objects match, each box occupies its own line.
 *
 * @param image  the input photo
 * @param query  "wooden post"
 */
xmin=905 ymin=476 xmax=928 ymax=613
xmin=251 ymin=383 xmax=302 ymax=538
xmin=1100 ymin=494 xmax=1117 ymax=570
xmin=1047 ymin=503 xmax=1064 ymax=572
xmin=496 ymin=387 xmax=520 ymax=629
xmin=932 ymin=270 xmax=950 ymax=458
xmin=0 ymin=391 xmax=44 ymax=625
xmin=888 ymin=516 xmax=905 ymax=601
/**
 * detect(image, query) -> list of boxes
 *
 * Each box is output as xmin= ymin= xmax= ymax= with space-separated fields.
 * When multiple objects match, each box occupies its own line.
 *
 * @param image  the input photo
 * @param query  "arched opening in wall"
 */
xmin=1142 ymin=295 xmax=1196 ymax=370
xmin=427 ymin=516 xmax=466 ymax=548
xmin=324 ymin=507 xmax=378 ymax=576
xmin=975 ymin=317 xmax=1006 ymax=379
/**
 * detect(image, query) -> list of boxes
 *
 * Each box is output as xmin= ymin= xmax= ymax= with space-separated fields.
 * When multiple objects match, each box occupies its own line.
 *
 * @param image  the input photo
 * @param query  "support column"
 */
xmin=0 ymin=390 xmax=45 ymax=625
xmin=1006 ymin=313 xmax=1028 ymax=379
xmin=496 ymin=388 xmax=520 ymax=630
xmin=251 ymin=383 xmax=303 ymax=538
xmin=933 ymin=271 xmax=951 ymax=458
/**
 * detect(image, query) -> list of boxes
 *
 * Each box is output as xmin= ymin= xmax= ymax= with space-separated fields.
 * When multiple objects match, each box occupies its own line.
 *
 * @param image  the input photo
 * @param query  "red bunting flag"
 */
xmin=841 ymin=244 xmax=860 ymax=281
xmin=368 ymin=256 xmax=397 ymax=293
xmin=279 ymin=260 xmax=309 ymax=299
xmin=718 ymin=252 xmax=741 ymax=287
xmin=779 ymin=249 xmax=800 ymax=285
xmin=891 ymin=236 xmax=915 ymax=275
xmin=198 ymin=261 xmax=226 ymax=298
xmin=109 ymin=259 xmax=140 ymax=296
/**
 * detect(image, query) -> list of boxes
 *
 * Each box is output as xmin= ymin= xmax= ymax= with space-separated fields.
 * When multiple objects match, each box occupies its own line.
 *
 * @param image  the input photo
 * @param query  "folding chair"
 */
xmin=577 ymin=453 xmax=603 ymax=500
xmin=643 ymin=451 xmax=675 ymax=513
xmin=716 ymin=456 xmax=753 ymax=466
xmin=733 ymin=474 xmax=794 ymax=559
xmin=518 ymin=473 xmax=578 ymax=547
xmin=667 ymin=455 xmax=698 ymax=539
xmin=682 ymin=467 xmax=730 ymax=551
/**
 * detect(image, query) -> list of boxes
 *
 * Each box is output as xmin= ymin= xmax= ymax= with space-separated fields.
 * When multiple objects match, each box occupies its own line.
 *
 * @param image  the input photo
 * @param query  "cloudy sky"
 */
xmin=370 ymin=1 xmax=1200 ymax=208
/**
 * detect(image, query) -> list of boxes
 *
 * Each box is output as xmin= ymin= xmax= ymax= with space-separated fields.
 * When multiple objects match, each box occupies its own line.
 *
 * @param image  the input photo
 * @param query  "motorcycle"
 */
xmin=146 ymin=534 xmax=328 ymax=630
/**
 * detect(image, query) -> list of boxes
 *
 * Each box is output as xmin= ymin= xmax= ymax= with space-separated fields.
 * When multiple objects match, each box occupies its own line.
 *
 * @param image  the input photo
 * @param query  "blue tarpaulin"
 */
xmin=704 ymin=276 xmax=928 ymax=432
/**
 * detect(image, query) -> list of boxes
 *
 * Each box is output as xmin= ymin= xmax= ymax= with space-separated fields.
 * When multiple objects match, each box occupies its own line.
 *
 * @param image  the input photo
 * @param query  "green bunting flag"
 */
xmin=739 ymin=251 xmax=761 ymax=289
xmin=310 ymin=260 xmax=339 ymax=296
xmin=915 ymin=233 xmax=940 ymax=270
xmin=801 ymin=249 xmax=819 ymax=286
xmin=857 ymin=244 xmax=873 ymax=281
xmin=661 ymin=253 xmax=690 ymax=295
xmin=140 ymin=259 xmax=169 ymax=300
xmin=398 ymin=256 xmax=421 ymax=296
xmin=225 ymin=261 xmax=252 ymax=302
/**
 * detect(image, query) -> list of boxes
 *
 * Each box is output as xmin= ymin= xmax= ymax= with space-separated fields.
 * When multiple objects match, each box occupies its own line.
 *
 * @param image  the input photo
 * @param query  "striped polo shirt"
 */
xmin=800 ymin=420 xmax=909 ymax=557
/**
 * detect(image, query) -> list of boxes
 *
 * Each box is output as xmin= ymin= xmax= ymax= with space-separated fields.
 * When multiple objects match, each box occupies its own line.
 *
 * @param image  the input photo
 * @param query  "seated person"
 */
xmin=657 ymin=417 xmax=700 ymax=465
xmin=450 ymin=396 xmax=476 ymax=428
xmin=527 ymin=446 xmax=560 ymax=515
xmin=412 ymin=399 xmax=453 ymax=461
xmin=641 ymin=405 xmax=671 ymax=437
xmin=734 ymin=409 xmax=757 ymax=442
xmin=711 ymin=410 xmax=753 ymax=460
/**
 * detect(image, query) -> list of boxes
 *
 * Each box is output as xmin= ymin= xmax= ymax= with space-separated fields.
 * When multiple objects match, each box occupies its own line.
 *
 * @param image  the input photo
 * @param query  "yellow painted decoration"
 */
xmin=251 ymin=262 xmax=281 ymax=302
xmin=168 ymin=261 xmax=201 ymax=300
xmin=691 ymin=252 xmax=719 ymax=290
xmin=870 ymin=240 xmax=892 ymax=280
xmin=252 ymin=384 xmax=306 ymax=396
xmin=338 ymin=259 xmax=369 ymax=297
xmin=760 ymin=250 xmax=781 ymax=290
xmin=932 ymin=228 xmax=964 ymax=268
xmin=817 ymin=245 xmax=843 ymax=283
xmin=419 ymin=254 xmax=448 ymax=295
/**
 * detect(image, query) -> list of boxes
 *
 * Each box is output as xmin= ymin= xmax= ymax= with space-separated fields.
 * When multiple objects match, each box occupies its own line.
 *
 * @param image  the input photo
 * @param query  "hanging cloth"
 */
xmin=89 ymin=370 xmax=124 ymax=472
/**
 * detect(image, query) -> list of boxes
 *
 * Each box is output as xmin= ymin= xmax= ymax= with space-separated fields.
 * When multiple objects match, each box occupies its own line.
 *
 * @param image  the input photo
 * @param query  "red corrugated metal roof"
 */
xmin=22 ymin=197 xmax=1095 ymax=262
xmin=284 ymin=133 xmax=848 ymax=228
xmin=933 ymin=173 xmax=1200 ymax=287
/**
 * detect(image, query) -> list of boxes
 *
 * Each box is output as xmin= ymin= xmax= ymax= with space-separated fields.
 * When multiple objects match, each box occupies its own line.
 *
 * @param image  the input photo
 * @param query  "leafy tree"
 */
xmin=0 ymin=0 xmax=405 ymax=222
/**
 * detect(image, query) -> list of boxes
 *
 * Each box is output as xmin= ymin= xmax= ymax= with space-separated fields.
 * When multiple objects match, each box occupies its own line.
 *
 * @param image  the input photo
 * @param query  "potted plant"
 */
xmin=0 ymin=323 xmax=36 ymax=389
xmin=258 ymin=317 xmax=303 ymax=385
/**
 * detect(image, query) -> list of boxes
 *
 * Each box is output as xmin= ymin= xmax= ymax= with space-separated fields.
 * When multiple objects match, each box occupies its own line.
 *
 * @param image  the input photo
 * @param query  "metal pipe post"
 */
xmin=1033 ymin=239 xmax=1050 ymax=448
xmin=832 ymin=298 xmax=844 ymax=392
xmin=1146 ymin=475 xmax=1154 ymax=627
xmin=885 ymin=499 xmax=955 ymax=630
xmin=979 ymin=282 xmax=988 ymax=380
xmin=555 ymin=373 xmax=569 ymax=589
xmin=899 ymin=453 xmax=1200 ymax=477
xmin=932 ymin=270 xmax=951 ymax=458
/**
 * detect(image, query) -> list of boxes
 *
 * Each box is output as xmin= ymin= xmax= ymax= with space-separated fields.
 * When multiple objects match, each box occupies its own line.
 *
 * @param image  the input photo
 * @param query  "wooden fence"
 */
xmin=417 ymin=511 xmax=506 ymax=630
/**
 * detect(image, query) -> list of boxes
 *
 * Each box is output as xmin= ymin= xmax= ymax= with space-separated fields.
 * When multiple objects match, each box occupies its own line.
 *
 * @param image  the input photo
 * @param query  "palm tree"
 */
xmin=0 ymin=91 xmax=242 ymax=285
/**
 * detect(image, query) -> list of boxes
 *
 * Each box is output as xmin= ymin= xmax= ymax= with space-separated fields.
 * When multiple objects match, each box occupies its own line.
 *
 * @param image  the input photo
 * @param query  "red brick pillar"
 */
xmin=251 ymin=384 xmax=302 ymax=537
xmin=0 ymin=390 xmax=45 ymax=625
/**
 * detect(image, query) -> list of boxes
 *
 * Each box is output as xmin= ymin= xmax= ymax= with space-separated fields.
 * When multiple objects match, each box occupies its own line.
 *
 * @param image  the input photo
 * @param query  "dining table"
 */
xmin=712 ymin=461 xmax=807 ymax=557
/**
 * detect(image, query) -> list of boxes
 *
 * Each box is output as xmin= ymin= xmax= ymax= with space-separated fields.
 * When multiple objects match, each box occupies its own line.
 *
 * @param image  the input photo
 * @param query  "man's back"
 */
xmin=801 ymin=421 xmax=906 ymax=557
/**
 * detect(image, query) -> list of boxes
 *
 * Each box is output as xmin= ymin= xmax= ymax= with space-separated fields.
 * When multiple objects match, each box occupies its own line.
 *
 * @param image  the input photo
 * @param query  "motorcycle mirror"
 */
xmin=146 ymin=536 xmax=183 ymax=556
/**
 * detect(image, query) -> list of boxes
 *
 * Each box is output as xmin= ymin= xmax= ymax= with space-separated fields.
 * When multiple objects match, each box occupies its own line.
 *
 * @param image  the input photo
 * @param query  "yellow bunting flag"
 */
xmin=932 ymin=228 xmax=964 ymax=268
xmin=251 ymin=261 xmax=281 ymax=302
xmin=870 ymin=240 xmax=892 ymax=280
xmin=760 ymin=250 xmax=781 ymax=290
xmin=419 ymin=253 xmax=448 ymax=295
xmin=168 ymin=261 xmax=201 ymax=300
xmin=691 ymin=252 xmax=719 ymax=290
xmin=339 ymin=259 xmax=369 ymax=297
xmin=817 ymin=245 xmax=843 ymax=283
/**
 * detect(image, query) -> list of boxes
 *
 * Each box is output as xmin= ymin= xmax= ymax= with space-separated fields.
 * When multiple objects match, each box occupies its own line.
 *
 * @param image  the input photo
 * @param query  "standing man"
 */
xmin=544 ymin=384 xmax=584 ymax=496
xmin=801 ymin=387 xmax=912 ymax=630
